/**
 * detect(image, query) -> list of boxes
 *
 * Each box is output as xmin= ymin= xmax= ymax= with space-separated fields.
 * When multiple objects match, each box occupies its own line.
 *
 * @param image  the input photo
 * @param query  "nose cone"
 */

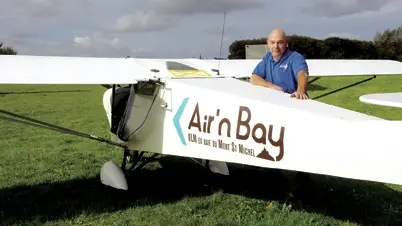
xmin=100 ymin=161 xmax=128 ymax=190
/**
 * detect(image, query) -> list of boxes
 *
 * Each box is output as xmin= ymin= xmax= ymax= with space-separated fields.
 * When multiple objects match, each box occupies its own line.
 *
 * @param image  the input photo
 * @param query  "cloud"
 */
xmin=70 ymin=33 xmax=146 ymax=57
xmin=5 ymin=0 xmax=93 ymax=18
xmin=104 ymin=0 xmax=266 ymax=34
xmin=304 ymin=0 xmax=395 ymax=17
xmin=104 ymin=11 xmax=176 ymax=33
xmin=73 ymin=33 xmax=123 ymax=50
xmin=203 ymin=21 xmax=234 ymax=35
xmin=145 ymin=0 xmax=266 ymax=15
xmin=74 ymin=36 xmax=92 ymax=48
xmin=326 ymin=32 xmax=360 ymax=40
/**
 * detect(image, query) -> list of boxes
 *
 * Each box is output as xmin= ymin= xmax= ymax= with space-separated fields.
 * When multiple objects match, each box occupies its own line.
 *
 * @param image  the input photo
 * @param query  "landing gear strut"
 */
xmin=121 ymin=148 xmax=159 ymax=177
xmin=100 ymin=148 xmax=159 ymax=190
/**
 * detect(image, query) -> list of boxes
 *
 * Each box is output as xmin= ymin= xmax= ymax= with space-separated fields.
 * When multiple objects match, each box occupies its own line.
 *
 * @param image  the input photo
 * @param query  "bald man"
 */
xmin=250 ymin=28 xmax=309 ymax=99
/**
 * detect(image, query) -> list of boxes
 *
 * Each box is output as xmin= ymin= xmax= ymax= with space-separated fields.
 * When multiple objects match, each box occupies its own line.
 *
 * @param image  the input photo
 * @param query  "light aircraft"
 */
xmin=1 ymin=54 xmax=402 ymax=190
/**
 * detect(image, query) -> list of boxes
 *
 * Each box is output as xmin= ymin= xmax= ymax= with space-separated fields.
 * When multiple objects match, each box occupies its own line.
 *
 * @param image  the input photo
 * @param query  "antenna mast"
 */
xmin=217 ymin=12 xmax=226 ymax=75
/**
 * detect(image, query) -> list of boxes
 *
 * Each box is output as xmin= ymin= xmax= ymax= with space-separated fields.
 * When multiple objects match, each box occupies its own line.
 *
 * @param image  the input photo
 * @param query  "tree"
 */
xmin=373 ymin=26 xmax=402 ymax=61
xmin=227 ymin=35 xmax=380 ymax=59
xmin=0 ymin=42 xmax=17 ymax=55
xmin=227 ymin=26 xmax=402 ymax=60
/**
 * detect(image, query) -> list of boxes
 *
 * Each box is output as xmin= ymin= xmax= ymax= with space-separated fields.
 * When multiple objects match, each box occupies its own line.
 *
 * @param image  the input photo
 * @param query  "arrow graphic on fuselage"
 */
xmin=173 ymin=97 xmax=189 ymax=145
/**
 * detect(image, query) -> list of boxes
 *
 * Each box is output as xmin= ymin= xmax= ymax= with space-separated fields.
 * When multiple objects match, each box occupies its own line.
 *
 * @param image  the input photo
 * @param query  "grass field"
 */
xmin=1 ymin=75 xmax=402 ymax=226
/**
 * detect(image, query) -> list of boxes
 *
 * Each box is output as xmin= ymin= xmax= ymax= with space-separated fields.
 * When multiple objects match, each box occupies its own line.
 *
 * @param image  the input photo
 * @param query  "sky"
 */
xmin=0 ymin=0 xmax=401 ymax=58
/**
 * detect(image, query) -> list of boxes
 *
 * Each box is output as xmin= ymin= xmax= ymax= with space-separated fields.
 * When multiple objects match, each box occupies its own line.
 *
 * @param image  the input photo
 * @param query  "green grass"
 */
xmin=1 ymin=76 xmax=402 ymax=226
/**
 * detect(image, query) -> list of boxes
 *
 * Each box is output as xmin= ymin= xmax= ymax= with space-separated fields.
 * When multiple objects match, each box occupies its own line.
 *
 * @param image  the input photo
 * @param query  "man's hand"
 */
xmin=290 ymin=70 xmax=309 ymax=99
xmin=290 ymin=90 xmax=308 ymax=99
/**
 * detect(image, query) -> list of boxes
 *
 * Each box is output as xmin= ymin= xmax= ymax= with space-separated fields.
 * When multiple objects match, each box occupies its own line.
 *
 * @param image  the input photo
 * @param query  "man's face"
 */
xmin=267 ymin=36 xmax=287 ymax=59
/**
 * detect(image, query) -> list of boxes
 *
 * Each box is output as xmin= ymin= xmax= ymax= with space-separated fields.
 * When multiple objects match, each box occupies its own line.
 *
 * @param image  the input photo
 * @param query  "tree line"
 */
xmin=0 ymin=42 xmax=17 ymax=55
xmin=228 ymin=26 xmax=402 ymax=61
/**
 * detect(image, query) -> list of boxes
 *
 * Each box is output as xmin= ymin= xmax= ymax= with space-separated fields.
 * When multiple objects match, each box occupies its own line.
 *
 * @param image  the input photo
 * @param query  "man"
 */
xmin=250 ymin=28 xmax=309 ymax=99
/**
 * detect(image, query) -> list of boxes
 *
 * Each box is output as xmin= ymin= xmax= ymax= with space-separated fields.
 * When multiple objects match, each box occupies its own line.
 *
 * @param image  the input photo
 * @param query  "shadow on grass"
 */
xmin=1 ymin=155 xmax=401 ymax=225
xmin=308 ymin=83 xmax=327 ymax=91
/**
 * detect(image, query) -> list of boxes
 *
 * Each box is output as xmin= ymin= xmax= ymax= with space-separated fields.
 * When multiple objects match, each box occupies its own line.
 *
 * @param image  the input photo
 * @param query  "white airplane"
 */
xmin=1 ymin=54 xmax=402 ymax=190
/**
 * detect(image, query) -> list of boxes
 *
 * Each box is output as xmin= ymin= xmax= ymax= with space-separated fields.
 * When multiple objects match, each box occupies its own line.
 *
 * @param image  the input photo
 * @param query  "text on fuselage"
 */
xmin=186 ymin=103 xmax=285 ymax=161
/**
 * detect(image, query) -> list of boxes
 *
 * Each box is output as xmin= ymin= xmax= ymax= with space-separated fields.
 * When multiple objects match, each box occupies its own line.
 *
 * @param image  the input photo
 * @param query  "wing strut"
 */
xmin=0 ymin=109 xmax=128 ymax=149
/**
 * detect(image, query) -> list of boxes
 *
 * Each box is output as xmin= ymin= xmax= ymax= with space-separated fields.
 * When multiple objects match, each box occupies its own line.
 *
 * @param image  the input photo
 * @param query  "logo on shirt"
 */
xmin=279 ymin=63 xmax=288 ymax=70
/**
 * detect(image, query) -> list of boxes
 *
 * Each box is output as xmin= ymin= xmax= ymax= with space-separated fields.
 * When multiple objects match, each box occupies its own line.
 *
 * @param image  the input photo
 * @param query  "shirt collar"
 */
xmin=268 ymin=48 xmax=291 ymax=62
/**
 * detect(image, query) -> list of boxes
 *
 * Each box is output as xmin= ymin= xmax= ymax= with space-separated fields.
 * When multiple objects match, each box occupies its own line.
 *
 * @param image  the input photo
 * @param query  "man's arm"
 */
xmin=250 ymin=74 xmax=284 ymax=91
xmin=290 ymin=53 xmax=309 ymax=99
xmin=250 ymin=58 xmax=284 ymax=92
xmin=296 ymin=70 xmax=308 ymax=93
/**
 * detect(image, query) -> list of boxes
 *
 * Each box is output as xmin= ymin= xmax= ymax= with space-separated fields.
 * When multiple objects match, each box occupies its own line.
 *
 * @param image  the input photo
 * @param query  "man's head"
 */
xmin=267 ymin=28 xmax=288 ymax=60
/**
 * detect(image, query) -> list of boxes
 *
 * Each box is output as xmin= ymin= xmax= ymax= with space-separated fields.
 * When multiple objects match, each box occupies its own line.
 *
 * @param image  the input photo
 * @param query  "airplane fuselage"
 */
xmin=102 ymin=77 xmax=402 ymax=187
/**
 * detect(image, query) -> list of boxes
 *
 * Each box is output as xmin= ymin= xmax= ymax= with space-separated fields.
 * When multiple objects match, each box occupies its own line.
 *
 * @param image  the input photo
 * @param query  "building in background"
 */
xmin=245 ymin=44 xmax=268 ymax=59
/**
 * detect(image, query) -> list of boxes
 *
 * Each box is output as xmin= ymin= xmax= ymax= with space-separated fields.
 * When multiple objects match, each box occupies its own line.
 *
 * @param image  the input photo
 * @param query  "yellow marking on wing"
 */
xmin=168 ymin=69 xmax=212 ymax=77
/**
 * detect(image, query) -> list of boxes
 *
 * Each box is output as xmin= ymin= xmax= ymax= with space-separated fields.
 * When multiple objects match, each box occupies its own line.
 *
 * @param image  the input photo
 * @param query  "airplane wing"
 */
xmin=159 ymin=77 xmax=402 ymax=186
xmin=124 ymin=58 xmax=402 ymax=79
xmin=2 ymin=55 xmax=402 ymax=85
xmin=360 ymin=92 xmax=402 ymax=108
xmin=0 ymin=55 xmax=156 ymax=84
xmin=181 ymin=59 xmax=402 ymax=77
xmin=305 ymin=59 xmax=402 ymax=76
xmin=0 ymin=55 xmax=246 ymax=84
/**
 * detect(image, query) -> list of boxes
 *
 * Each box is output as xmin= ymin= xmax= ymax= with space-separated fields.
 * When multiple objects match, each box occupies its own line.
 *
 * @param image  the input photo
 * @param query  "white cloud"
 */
xmin=74 ymin=36 xmax=92 ymax=48
xmin=304 ymin=0 xmax=395 ymax=18
xmin=326 ymin=32 xmax=360 ymax=40
xmin=105 ymin=11 xmax=176 ymax=33
xmin=3 ymin=0 xmax=93 ymax=18
xmin=145 ymin=0 xmax=266 ymax=14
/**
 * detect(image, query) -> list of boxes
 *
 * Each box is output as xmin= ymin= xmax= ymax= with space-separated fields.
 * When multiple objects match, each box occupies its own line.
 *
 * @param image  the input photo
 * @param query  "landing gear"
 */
xmin=121 ymin=148 xmax=159 ymax=177
xmin=192 ymin=158 xmax=230 ymax=175
xmin=100 ymin=148 xmax=159 ymax=190
xmin=100 ymin=148 xmax=228 ymax=190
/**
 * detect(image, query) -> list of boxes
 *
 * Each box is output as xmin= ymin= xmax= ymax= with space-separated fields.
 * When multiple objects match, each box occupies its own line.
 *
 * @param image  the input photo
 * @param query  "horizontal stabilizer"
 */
xmin=0 ymin=55 xmax=155 ymax=84
xmin=360 ymin=92 xmax=402 ymax=108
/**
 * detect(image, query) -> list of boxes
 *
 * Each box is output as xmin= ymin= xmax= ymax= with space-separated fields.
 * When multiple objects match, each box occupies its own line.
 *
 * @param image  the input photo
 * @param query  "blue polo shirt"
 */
xmin=252 ymin=48 xmax=309 ymax=94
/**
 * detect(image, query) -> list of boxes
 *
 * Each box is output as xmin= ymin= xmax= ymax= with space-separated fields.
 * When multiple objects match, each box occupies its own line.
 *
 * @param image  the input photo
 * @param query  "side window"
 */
xmin=134 ymin=82 xmax=157 ymax=96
